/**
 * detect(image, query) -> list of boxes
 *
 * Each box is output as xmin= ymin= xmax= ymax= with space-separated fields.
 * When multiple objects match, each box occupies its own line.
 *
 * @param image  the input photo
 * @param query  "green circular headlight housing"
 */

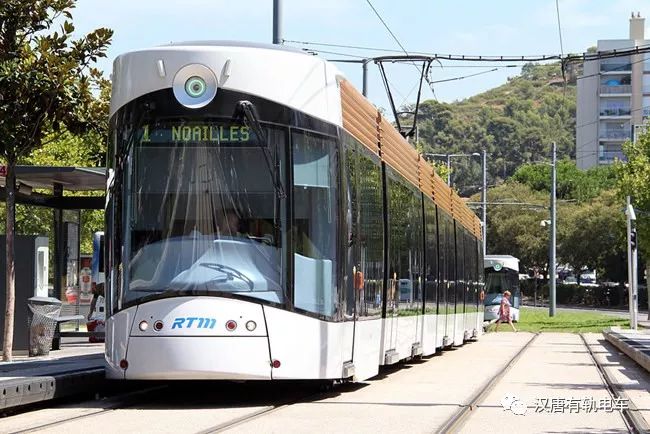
xmin=185 ymin=76 xmax=207 ymax=98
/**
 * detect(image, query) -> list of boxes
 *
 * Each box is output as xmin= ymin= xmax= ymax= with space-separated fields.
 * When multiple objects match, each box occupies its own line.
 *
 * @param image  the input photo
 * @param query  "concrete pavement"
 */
xmin=224 ymin=333 xmax=535 ymax=434
xmin=3 ymin=332 xmax=647 ymax=433
xmin=460 ymin=333 xmax=628 ymax=433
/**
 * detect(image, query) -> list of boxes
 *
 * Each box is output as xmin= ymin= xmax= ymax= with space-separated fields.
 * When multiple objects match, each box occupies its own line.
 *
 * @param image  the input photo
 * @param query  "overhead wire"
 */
xmin=362 ymin=0 xmax=435 ymax=118
xmin=284 ymin=38 xmax=650 ymax=63
xmin=427 ymin=67 xmax=515 ymax=84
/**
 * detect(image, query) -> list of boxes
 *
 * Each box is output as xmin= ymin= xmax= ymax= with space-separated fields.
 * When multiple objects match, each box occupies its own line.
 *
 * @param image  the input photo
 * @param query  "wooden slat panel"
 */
xmin=432 ymin=174 xmax=452 ymax=215
xmin=378 ymin=116 xmax=419 ymax=188
xmin=418 ymin=157 xmax=435 ymax=199
xmin=340 ymin=78 xmax=479 ymax=239
xmin=340 ymin=80 xmax=380 ymax=155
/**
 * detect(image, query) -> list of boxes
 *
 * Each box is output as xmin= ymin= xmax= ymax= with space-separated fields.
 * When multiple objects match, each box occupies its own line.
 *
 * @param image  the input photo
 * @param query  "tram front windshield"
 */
xmin=122 ymin=122 xmax=286 ymax=305
xmin=484 ymin=267 xmax=520 ymax=307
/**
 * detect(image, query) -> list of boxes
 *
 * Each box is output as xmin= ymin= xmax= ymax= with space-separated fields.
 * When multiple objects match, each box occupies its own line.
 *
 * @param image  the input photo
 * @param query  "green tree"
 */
xmin=0 ymin=0 xmax=111 ymax=360
xmin=558 ymin=190 xmax=626 ymax=283
xmin=477 ymin=182 xmax=551 ymax=271
xmin=415 ymin=62 xmax=576 ymax=189
xmin=617 ymin=133 xmax=650 ymax=292
xmin=513 ymin=160 xmax=616 ymax=202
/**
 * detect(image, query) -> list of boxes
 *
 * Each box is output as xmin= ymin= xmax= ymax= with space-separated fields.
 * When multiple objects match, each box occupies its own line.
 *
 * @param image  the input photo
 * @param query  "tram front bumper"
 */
xmin=117 ymin=335 xmax=272 ymax=380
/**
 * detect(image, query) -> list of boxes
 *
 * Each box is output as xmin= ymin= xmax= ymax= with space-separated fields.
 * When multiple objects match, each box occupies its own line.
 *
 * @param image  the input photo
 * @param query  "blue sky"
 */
xmin=73 ymin=0 xmax=650 ymax=112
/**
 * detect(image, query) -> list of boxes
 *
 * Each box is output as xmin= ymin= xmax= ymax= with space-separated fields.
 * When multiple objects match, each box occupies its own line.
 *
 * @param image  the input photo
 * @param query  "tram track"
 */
xmin=436 ymin=332 xmax=540 ymax=434
xmin=579 ymin=333 xmax=650 ymax=434
xmin=195 ymin=382 xmax=347 ymax=434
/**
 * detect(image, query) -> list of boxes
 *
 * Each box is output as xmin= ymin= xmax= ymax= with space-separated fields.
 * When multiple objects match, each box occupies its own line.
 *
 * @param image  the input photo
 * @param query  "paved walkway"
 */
xmin=230 ymin=333 xmax=634 ymax=433
xmin=461 ymin=333 xmax=628 ymax=433
xmin=3 ymin=333 xmax=647 ymax=433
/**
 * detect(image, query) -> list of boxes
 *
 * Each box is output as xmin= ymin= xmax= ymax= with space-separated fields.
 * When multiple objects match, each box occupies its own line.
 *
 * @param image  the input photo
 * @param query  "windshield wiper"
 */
xmin=199 ymin=262 xmax=254 ymax=290
xmin=235 ymin=100 xmax=286 ymax=199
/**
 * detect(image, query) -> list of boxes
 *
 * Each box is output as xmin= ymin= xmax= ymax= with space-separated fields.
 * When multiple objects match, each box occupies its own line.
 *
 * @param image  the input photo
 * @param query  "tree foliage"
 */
xmin=513 ymin=160 xmax=616 ymax=202
xmin=0 ymin=0 xmax=112 ymax=163
xmin=412 ymin=62 xmax=575 ymax=195
xmin=558 ymin=190 xmax=626 ymax=283
xmin=0 ymin=0 xmax=112 ymax=360
xmin=617 ymin=132 xmax=650 ymax=260
xmin=478 ymin=160 xmax=628 ymax=283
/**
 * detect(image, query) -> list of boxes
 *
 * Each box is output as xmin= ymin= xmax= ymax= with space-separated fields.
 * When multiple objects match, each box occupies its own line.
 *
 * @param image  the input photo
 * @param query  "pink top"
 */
xmin=499 ymin=297 xmax=511 ymax=320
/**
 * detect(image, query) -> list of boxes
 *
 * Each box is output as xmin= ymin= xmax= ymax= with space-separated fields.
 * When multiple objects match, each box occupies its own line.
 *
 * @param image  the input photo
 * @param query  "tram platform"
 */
xmin=0 ymin=338 xmax=104 ymax=411
xmin=604 ymin=328 xmax=650 ymax=372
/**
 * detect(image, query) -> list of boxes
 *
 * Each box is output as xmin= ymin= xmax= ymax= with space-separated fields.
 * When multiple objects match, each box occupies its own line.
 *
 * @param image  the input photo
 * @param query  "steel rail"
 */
xmin=436 ymin=332 xmax=540 ymax=433
xmin=579 ymin=333 xmax=650 ymax=434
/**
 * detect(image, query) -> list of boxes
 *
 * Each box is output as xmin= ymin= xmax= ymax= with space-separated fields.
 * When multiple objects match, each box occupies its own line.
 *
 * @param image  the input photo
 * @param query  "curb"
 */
xmin=0 ymin=368 xmax=105 ymax=410
xmin=603 ymin=329 xmax=650 ymax=373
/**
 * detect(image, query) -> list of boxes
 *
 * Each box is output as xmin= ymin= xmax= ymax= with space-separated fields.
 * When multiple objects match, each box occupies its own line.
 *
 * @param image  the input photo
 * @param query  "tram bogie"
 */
xmin=105 ymin=41 xmax=484 ymax=382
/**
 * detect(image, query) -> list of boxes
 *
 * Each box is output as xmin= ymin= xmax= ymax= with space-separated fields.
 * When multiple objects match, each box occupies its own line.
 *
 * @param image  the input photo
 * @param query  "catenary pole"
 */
xmin=273 ymin=0 xmax=282 ymax=45
xmin=549 ymin=142 xmax=557 ymax=317
xmin=482 ymin=148 xmax=487 ymax=256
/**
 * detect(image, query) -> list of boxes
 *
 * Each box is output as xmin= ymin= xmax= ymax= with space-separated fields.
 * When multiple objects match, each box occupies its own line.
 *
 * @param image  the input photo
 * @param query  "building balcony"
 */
xmin=599 ymin=130 xmax=629 ymax=140
xmin=599 ymin=108 xmax=631 ymax=117
xmin=600 ymin=63 xmax=632 ymax=73
xmin=598 ymin=150 xmax=626 ymax=164
xmin=600 ymin=85 xmax=632 ymax=94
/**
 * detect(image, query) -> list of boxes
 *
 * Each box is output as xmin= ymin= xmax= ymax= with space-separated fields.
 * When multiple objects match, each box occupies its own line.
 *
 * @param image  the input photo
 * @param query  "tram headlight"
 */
xmin=139 ymin=320 xmax=149 ymax=331
xmin=245 ymin=320 xmax=257 ymax=332
xmin=172 ymin=64 xmax=218 ymax=109
xmin=184 ymin=76 xmax=207 ymax=98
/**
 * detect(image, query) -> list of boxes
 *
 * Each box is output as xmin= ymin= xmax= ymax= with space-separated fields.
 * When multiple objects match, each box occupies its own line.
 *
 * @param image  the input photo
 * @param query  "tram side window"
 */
xmin=387 ymin=172 xmax=422 ymax=314
xmin=437 ymin=209 xmax=448 ymax=315
xmin=357 ymin=150 xmax=384 ymax=317
xmin=292 ymin=131 xmax=338 ymax=317
xmin=424 ymin=199 xmax=438 ymax=314
xmin=446 ymin=214 xmax=456 ymax=309
xmin=464 ymin=230 xmax=475 ymax=312
xmin=455 ymin=224 xmax=465 ymax=314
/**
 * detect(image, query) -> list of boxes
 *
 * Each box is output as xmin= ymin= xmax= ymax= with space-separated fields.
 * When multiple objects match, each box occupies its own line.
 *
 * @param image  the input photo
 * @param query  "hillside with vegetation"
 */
xmin=413 ymin=62 xmax=576 ymax=194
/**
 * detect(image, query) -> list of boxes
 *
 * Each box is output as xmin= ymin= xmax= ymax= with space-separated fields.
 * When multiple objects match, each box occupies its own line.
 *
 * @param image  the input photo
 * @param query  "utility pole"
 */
xmin=481 ymin=148 xmax=487 ymax=256
xmin=362 ymin=60 xmax=369 ymax=97
xmin=627 ymin=196 xmax=638 ymax=330
xmin=272 ymin=0 xmax=282 ymax=44
xmin=446 ymin=154 xmax=451 ymax=186
xmin=549 ymin=142 xmax=557 ymax=317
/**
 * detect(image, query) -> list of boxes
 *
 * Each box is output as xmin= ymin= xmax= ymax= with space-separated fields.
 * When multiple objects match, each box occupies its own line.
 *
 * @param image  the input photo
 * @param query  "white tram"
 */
xmin=105 ymin=42 xmax=484 ymax=381
xmin=483 ymin=255 xmax=521 ymax=322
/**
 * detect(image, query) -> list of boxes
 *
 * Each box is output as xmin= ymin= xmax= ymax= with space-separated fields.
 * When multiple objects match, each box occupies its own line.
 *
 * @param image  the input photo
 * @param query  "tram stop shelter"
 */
xmin=0 ymin=166 xmax=106 ymax=354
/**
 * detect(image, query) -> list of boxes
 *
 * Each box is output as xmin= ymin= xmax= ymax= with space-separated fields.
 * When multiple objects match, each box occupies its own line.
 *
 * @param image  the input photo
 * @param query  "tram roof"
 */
xmin=0 ymin=166 xmax=106 ymax=191
xmin=160 ymin=40 xmax=309 ymax=55
xmin=484 ymin=255 xmax=519 ymax=272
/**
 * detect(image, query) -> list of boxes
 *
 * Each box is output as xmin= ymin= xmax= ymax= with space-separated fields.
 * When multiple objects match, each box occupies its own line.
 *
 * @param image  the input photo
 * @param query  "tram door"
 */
xmin=345 ymin=140 xmax=384 ymax=379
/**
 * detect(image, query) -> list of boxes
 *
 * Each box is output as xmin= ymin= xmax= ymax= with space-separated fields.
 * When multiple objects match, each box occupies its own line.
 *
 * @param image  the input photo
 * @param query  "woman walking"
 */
xmin=494 ymin=290 xmax=517 ymax=332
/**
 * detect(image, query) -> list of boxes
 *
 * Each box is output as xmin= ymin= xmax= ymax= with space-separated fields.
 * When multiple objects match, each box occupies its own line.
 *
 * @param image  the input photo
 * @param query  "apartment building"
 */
xmin=576 ymin=13 xmax=650 ymax=169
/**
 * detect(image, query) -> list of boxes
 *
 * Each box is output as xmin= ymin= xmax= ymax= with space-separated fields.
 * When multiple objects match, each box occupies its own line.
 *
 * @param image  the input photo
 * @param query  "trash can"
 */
xmin=27 ymin=296 xmax=62 ymax=356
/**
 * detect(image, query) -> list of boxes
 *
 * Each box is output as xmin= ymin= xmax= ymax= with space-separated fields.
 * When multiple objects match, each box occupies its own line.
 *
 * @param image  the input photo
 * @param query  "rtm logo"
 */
xmin=171 ymin=317 xmax=216 ymax=329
